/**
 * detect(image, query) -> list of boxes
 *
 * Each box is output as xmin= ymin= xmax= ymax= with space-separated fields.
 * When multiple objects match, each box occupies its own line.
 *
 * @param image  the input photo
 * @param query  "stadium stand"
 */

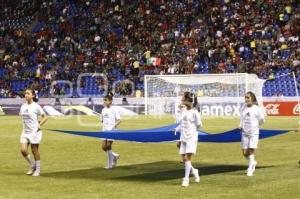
xmin=0 ymin=0 xmax=299 ymax=98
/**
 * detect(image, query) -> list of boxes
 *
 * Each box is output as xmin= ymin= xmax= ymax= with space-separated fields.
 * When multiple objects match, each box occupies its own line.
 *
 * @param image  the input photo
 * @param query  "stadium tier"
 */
xmin=0 ymin=0 xmax=300 ymax=98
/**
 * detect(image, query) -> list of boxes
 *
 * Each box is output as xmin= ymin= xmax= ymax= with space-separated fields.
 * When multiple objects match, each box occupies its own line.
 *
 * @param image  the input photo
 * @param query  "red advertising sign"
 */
xmin=263 ymin=102 xmax=300 ymax=116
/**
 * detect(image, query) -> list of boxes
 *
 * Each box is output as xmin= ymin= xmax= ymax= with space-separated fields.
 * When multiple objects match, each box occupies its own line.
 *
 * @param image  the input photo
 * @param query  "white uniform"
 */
xmin=101 ymin=106 xmax=121 ymax=140
xmin=175 ymin=107 xmax=183 ymax=124
xmin=19 ymin=102 xmax=45 ymax=144
xmin=239 ymin=104 xmax=266 ymax=149
xmin=175 ymin=108 xmax=202 ymax=154
xmin=175 ymin=107 xmax=183 ymax=142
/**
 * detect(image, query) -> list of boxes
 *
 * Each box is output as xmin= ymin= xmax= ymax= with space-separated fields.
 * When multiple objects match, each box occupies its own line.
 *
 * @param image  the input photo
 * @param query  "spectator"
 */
xmin=0 ymin=0 xmax=299 ymax=98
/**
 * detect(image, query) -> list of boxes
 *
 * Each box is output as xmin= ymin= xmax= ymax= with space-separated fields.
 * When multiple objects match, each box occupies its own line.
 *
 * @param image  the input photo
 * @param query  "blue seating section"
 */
xmin=1 ymin=65 xmax=299 ymax=97
xmin=262 ymin=68 xmax=298 ymax=96
xmin=80 ymin=77 xmax=106 ymax=97
xmin=11 ymin=80 xmax=30 ymax=92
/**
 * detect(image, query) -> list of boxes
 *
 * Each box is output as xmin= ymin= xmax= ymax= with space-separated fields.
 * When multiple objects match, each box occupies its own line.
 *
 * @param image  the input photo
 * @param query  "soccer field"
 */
xmin=0 ymin=115 xmax=299 ymax=199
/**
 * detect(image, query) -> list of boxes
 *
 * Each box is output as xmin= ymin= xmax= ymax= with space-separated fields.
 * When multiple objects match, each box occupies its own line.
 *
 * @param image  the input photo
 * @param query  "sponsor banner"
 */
xmin=200 ymin=104 xmax=240 ymax=116
xmin=164 ymin=101 xmax=300 ymax=116
xmin=263 ymin=102 xmax=300 ymax=116
xmin=1 ymin=101 xmax=299 ymax=116
xmin=169 ymin=102 xmax=242 ymax=116
xmin=200 ymin=102 xmax=300 ymax=116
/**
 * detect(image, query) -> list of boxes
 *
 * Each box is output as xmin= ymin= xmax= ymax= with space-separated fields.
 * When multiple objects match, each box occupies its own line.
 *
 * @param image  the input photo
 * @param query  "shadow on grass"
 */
xmin=41 ymin=161 xmax=273 ymax=182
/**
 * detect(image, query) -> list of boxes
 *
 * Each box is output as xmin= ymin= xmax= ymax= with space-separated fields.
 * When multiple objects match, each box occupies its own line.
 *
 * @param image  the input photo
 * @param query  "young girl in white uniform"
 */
xmin=239 ymin=91 xmax=266 ymax=176
xmin=175 ymin=92 xmax=190 ymax=162
xmin=20 ymin=88 xmax=47 ymax=176
xmin=176 ymin=92 xmax=201 ymax=163
xmin=101 ymin=94 xmax=121 ymax=169
xmin=175 ymin=92 xmax=202 ymax=187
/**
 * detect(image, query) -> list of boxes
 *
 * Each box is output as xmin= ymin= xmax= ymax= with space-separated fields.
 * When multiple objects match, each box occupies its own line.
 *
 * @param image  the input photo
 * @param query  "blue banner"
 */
xmin=50 ymin=124 xmax=291 ymax=143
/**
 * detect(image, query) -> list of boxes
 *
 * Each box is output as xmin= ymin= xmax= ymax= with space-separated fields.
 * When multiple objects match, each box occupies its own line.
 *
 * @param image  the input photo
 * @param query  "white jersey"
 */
xmin=239 ymin=104 xmax=266 ymax=135
xmin=101 ymin=106 xmax=121 ymax=131
xmin=175 ymin=108 xmax=202 ymax=142
xmin=20 ymin=102 xmax=45 ymax=134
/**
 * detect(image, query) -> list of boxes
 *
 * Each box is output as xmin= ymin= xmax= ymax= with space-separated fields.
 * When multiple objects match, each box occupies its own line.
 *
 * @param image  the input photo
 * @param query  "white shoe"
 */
xmin=26 ymin=164 xmax=36 ymax=175
xmin=26 ymin=168 xmax=35 ymax=175
xmin=112 ymin=154 xmax=120 ymax=168
xmin=32 ymin=170 xmax=40 ymax=177
xmin=181 ymin=178 xmax=189 ymax=187
xmin=104 ymin=165 xmax=112 ymax=170
xmin=247 ymin=170 xmax=253 ymax=177
xmin=246 ymin=169 xmax=253 ymax=176
xmin=193 ymin=169 xmax=200 ymax=183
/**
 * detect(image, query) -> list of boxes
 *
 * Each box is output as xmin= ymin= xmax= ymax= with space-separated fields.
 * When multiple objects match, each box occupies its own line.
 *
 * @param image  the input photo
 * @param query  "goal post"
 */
xmin=144 ymin=73 xmax=265 ymax=116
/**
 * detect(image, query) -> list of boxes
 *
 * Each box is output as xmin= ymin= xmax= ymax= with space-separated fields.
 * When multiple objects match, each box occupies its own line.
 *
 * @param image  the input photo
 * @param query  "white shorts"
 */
xmin=20 ymin=130 xmax=42 ymax=144
xmin=241 ymin=134 xmax=259 ymax=149
xmin=179 ymin=141 xmax=197 ymax=155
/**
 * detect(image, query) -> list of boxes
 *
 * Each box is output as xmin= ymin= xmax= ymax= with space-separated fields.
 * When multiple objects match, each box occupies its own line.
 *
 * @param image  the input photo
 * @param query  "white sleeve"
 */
xmin=175 ymin=111 xmax=182 ymax=123
xmin=19 ymin=104 xmax=23 ymax=115
xmin=194 ymin=111 xmax=202 ymax=128
xmin=36 ymin=104 xmax=45 ymax=115
xmin=239 ymin=118 xmax=243 ymax=128
xmin=239 ymin=106 xmax=244 ymax=128
xmin=257 ymin=106 xmax=266 ymax=125
xmin=115 ymin=107 xmax=121 ymax=121
xmin=100 ymin=109 xmax=103 ymax=123
xmin=174 ymin=123 xmax=181 ymax=132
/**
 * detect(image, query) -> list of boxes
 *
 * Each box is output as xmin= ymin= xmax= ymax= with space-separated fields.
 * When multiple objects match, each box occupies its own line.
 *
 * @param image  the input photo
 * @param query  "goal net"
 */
xmin=144 ymin=73 xmax=265 ymax=116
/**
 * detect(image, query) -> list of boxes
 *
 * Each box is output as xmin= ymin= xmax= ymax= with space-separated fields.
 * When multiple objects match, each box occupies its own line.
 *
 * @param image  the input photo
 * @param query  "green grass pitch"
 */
xmin=0 ymin=115 xmax=299 ymax=199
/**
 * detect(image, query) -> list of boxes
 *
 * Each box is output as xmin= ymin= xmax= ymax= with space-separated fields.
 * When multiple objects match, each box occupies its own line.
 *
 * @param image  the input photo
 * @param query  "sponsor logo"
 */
xmin=201 ymin=105 xmax=240 ymax=116
xmin=264 ymin=104 xmax=280 ymax=115
xmin=293 ymin=104 xmax=300 ymax=115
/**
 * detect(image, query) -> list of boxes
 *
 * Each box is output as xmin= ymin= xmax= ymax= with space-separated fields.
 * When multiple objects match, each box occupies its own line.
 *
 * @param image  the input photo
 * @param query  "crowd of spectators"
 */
xmin=0 ymin=0 xmax=300 ymax=98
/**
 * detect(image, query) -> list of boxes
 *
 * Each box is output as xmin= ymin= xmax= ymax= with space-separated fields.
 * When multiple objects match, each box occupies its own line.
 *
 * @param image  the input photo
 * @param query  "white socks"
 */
xmin=106 ymin=150 xmax=119 ymax=168
xmin=24 ymin=154 xmax=41 ymax=176
xmin=247 ymin=154 xmax=256 ymax=176
xmin=183 ymin=161 xmax=200 ymax=186
xmin=107 ymin=150 xmax=113 ymax=168
xmin=248 ymin=154 xmax=255 ymax=166
xmin=184 ymin=161 xmax=192 ymax=179
xmin=24 ymin=154 xmax=35 ymax=168
xmin=24 ymin=154 xmax=33 ymax=164
xmin=190 ymin=165 xmax=196 ymax=174
xmin=31 ymin=160 xmax=41 ymax=176
xmin=35 ymin=160 xmax=41 ymax=171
